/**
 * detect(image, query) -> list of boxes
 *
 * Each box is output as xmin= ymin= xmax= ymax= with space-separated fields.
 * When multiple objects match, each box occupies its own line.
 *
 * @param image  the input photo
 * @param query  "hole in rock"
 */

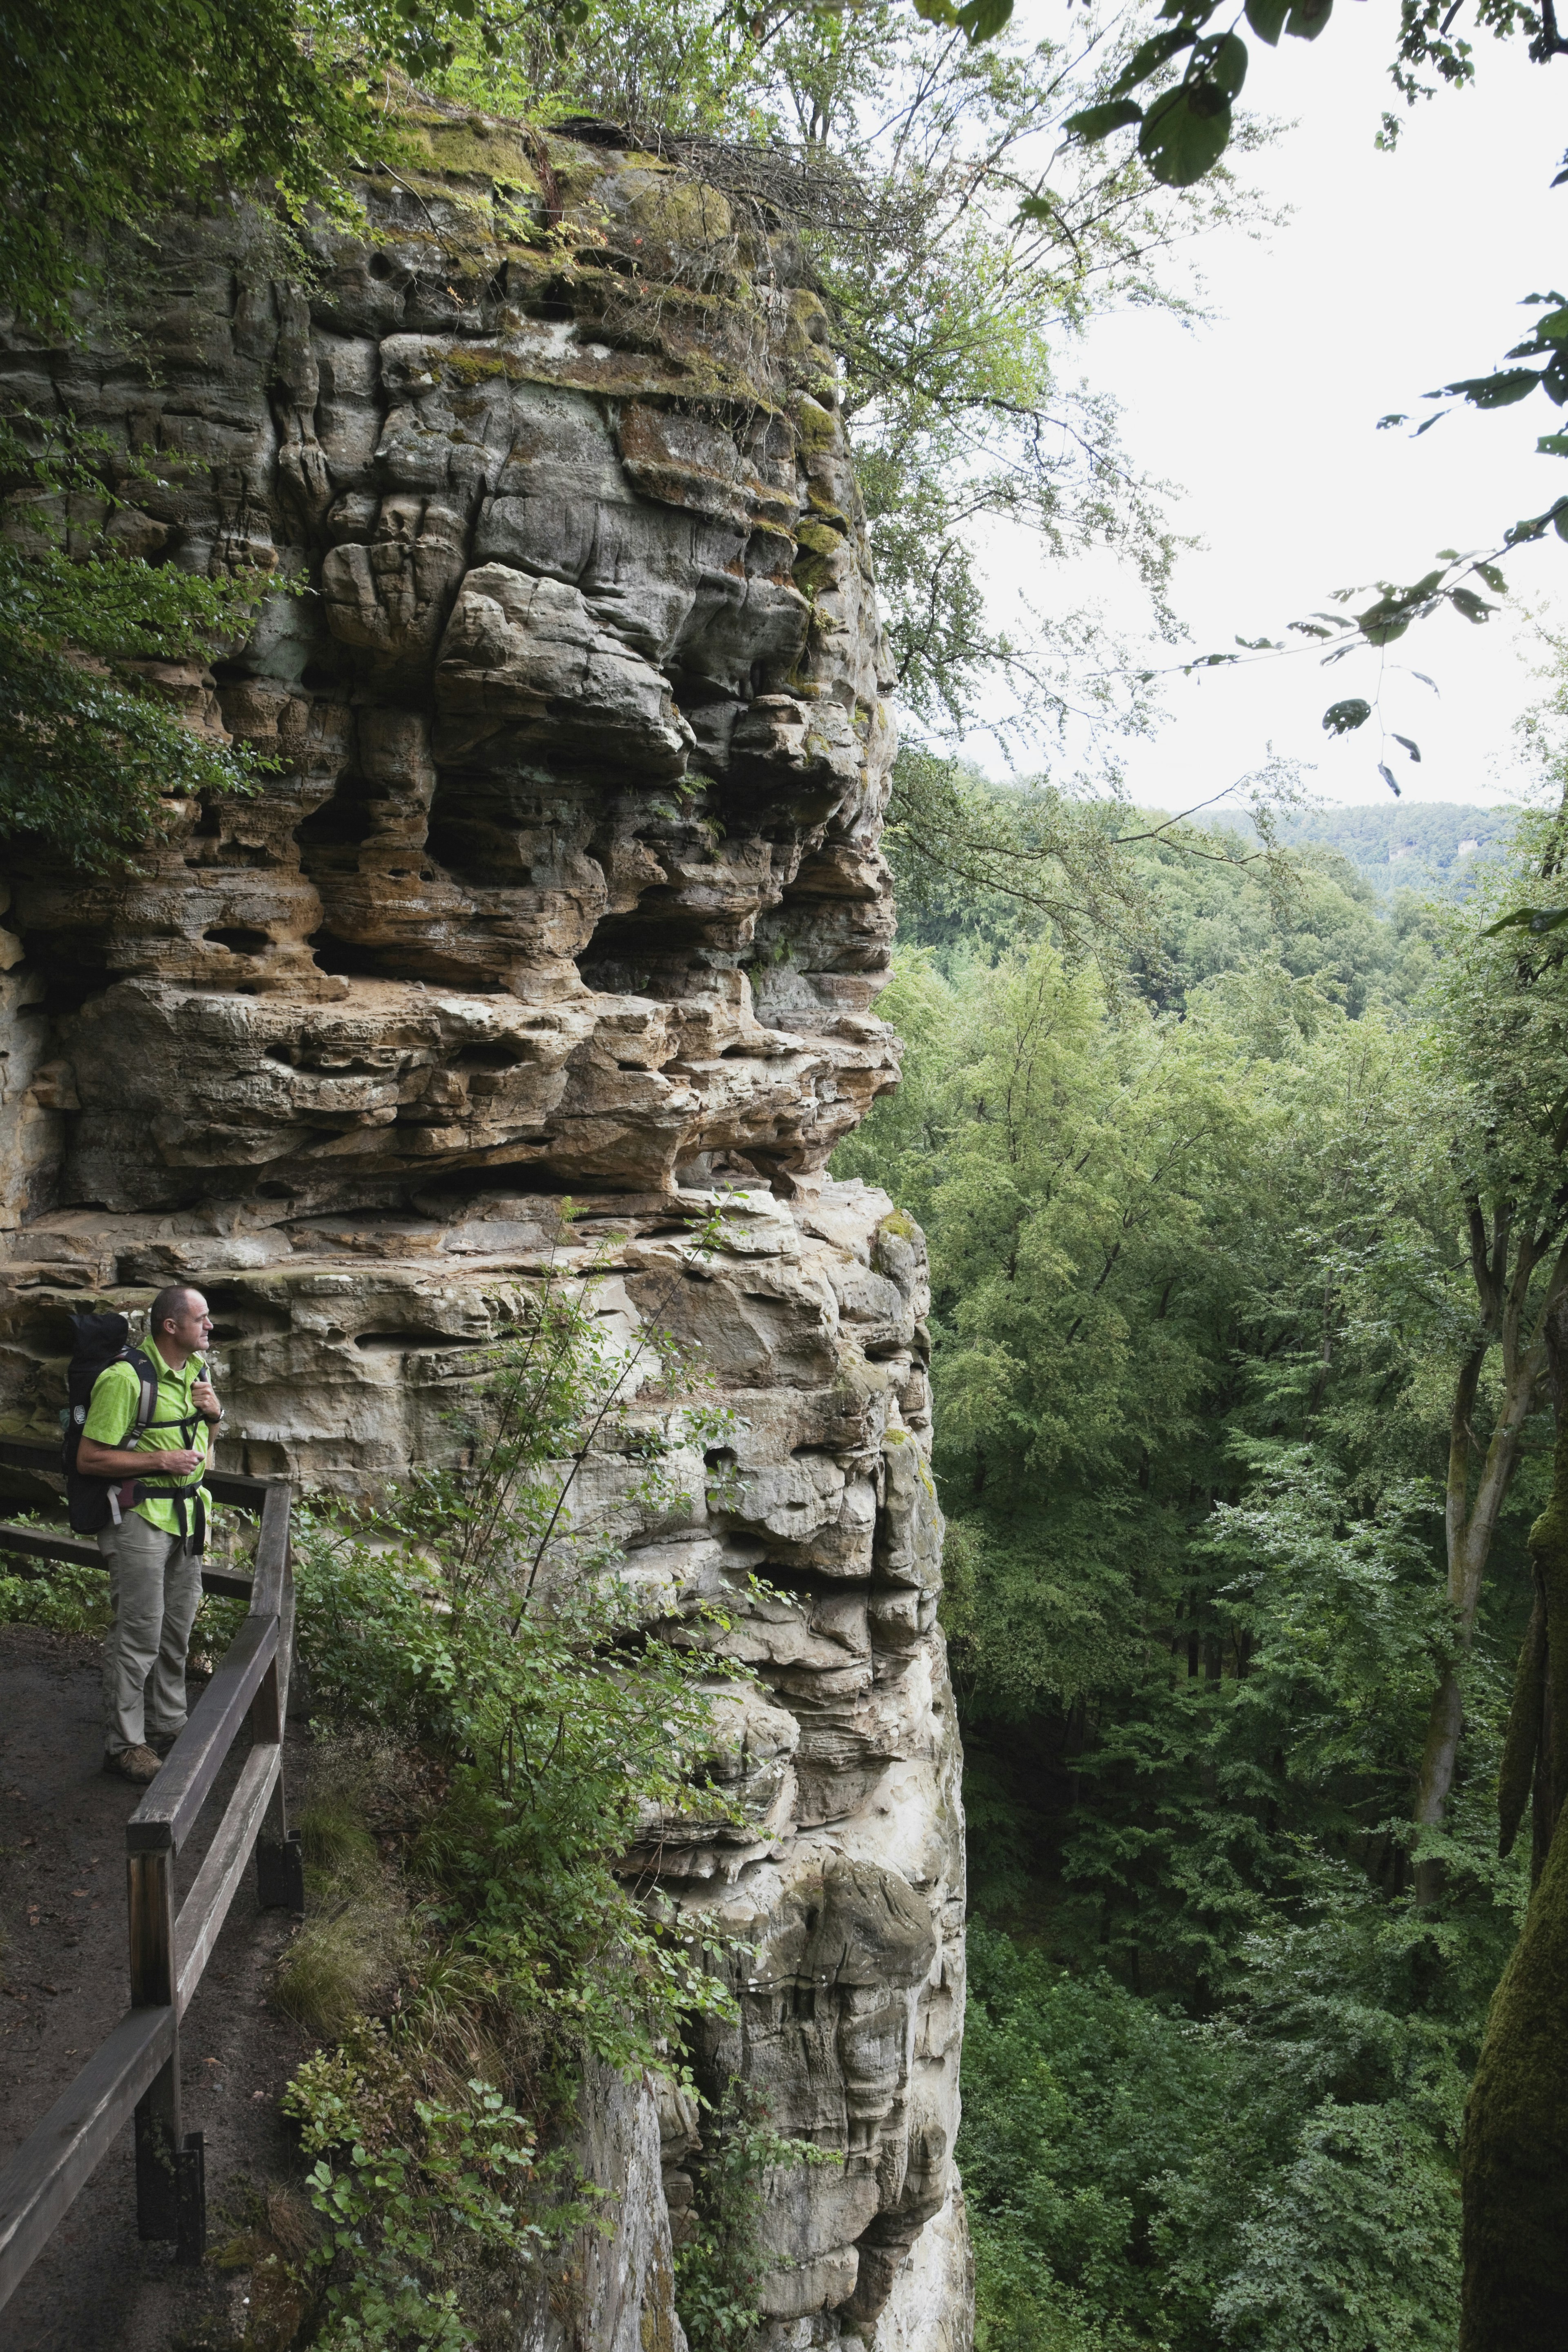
xmin=14 ymin=937 xmax=112 ymax=1014
xmin=575 ymin=906 xmax=689 ymax=999
xmin=786 ymin=1983 xmax=817 ymax=2022
xmin=305 ymin=929 xmax=391 ymax=980
xmin=423 ymin=804 xmax=531 ymax=890
xmin=204 ymin=927 xmax=272 ymax=956
xmin=307 ymin=923 xmax=507 ymax=991
xmin=354 ymin=1329 xmax=469 ymax=1353
xmin=200 ymin=1290 xmax=293 ymax=1337
xmin=455 ymin=1041 xmax=527 ymax=1071
xmin=296 ymin=782 xmax=383 ymax=854
xmin=186 ymin=840 xmax=274 ymax=869
xmin=10 ymin=1308 xmax=82 ymax=1357
xmin=413 ymin=1165 xmax=581 ymax=1203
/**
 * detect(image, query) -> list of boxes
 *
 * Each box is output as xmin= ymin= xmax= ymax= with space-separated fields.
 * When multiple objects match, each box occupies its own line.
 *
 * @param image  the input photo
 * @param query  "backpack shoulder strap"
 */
xmin=121 ymin=1345 xmax=160 ymax=1443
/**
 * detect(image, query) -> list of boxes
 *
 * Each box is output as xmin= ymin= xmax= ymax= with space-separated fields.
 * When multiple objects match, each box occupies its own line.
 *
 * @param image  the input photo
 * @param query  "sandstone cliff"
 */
xmin=0 ymin=103 xmax=968 ymax=2352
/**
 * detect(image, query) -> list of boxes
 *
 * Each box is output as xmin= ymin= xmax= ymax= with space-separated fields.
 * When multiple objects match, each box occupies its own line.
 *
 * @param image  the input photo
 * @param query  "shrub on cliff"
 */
xmin=276 ymin=1224 xmax=755 ymax=2346
xmin=0 ymin=418 xmax=272 ymax=869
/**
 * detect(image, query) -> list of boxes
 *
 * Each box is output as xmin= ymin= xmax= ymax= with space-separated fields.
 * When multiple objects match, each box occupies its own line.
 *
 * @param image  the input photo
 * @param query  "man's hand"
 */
xmin=192 ymin=1378 xmax=220 ymax=1423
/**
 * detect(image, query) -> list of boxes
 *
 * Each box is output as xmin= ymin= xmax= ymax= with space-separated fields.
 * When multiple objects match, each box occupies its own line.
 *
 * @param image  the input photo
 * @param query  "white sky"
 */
xmin=967 ymin=0 xmax=1568 ymax=812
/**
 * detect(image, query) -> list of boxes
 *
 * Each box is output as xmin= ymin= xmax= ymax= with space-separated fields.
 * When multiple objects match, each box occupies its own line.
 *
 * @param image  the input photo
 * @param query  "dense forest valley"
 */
xmin=837 ymin=779 xmax=1568 ymax=2350
xmin=4 ymin=0 xmax=1568 ymax=2348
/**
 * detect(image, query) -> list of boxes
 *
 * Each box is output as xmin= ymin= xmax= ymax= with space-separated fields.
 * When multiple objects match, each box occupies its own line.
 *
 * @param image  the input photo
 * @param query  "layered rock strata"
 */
xmin=0 ymin=103 xmax=967 ymax=2352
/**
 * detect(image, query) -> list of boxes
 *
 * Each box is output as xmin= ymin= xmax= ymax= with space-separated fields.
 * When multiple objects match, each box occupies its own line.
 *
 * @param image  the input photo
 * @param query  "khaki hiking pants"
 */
xmin=97 ymin=1514 xmax=203 ymax=1757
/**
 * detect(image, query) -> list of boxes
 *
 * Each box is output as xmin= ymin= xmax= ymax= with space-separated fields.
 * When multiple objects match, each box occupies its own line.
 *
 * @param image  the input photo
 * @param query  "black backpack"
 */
xmin=61 ymin=1311 xmax=200 ymax=1537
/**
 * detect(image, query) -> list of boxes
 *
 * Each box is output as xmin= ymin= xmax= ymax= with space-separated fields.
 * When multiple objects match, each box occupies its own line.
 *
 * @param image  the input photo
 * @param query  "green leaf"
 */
xmin=1285 ymin=0 xmax=1332 ymax=37
xmin=1483 ymin=905 xmax=1568 ymax=937
xmin=1379 ymin=762 xmax=1401 ymax=796
xmin=1537 ymin=433 xmax=1568 ymax=456
xmin=1245 ymin=0 xmax=1289 ymax=45
xmin=1206 ymin=31 xmax=1249 ymax=94
xmin=954 ymin=0 xmax=1014 ymax=42
xmin=1138 ymin=84 xmax=1232 ymax=186
xmin=1322 ymin=697 xmax=1372 ymax=734
xmin=1064 ymin=98 xmax=1145 ymax=142
xmin=1391 ymin=733 xmax=1421 ymax=762
xmin=1474 ymin=562 xmax=1508 ymax=593
xmin=1450 ymin=587 xmax=1495 ymax=623
xmin=1442 ymin=368 xmax=1544 ymax=409
xmin=1356 ymin=598 xmax=1411 ymax=646
xmin=1537 ymin=307 xmax=1568 ymax=341
xmin=1112 ymin=27 xmax=1196 ymax=94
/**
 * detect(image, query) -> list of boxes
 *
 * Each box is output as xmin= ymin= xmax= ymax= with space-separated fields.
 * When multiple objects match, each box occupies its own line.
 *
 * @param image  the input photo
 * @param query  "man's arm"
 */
xmin=191 ymin=1376 xmax=221 ymax=1425
xmin=76 ymin=1433 xmax=203 ymax=1477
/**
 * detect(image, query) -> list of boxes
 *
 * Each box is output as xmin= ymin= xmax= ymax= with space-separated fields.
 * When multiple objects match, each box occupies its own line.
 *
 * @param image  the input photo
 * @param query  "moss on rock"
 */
xmin=1461 ymin=1408 xmax=1568 ymax=2349
xmin=1460 ymin=1805 xmax=1568 ymax=2349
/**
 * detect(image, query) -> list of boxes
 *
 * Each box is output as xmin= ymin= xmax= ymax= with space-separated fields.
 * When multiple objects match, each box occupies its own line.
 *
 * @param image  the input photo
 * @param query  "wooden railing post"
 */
xmin=251 ymin=1500 xmax=303 ymax=1912
xmin=126 ymin=1844 xmax=203 ymax=2259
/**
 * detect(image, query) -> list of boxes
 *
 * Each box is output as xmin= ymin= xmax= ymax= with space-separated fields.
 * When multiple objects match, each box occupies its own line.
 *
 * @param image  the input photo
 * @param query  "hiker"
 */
xmin=75 ymin=1286 xmax=223 ymax=1784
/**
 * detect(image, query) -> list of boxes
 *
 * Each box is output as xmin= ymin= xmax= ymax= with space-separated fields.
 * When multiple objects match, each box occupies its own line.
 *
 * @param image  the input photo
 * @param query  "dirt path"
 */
xmin=0 ymin=1624 xmax=318 ymax=2351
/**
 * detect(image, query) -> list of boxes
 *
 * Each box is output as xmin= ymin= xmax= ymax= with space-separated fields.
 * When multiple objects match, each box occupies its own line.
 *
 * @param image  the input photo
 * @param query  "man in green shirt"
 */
xmin=78 ymin=1285 xmax=223 ymax=1784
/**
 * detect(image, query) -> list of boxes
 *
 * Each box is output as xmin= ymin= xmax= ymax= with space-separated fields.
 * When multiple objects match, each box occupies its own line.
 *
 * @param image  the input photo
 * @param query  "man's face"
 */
xmin=164 ymin=1293 xmax=213 ymax=1352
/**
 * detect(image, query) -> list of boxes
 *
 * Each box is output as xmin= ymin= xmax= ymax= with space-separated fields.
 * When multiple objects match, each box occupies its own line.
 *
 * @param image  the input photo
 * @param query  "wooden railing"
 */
xmin=0 ymin=1439 xmax=304 ymax=2304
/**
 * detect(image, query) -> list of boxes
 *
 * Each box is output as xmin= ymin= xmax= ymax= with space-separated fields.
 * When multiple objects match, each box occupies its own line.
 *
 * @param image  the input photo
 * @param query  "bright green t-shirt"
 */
xmin=81 ymin=1347 xmax=212 ymax=1537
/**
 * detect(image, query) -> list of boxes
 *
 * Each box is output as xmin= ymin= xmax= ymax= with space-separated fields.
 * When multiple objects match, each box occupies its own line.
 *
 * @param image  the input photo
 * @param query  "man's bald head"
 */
xmin=149 ymin=1285 xmax=203 ymax=1339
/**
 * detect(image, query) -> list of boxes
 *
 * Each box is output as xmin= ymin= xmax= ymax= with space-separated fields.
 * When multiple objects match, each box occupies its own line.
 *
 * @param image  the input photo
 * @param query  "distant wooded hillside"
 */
xmin=1246 ymin=802 xmax=1515 ymax=895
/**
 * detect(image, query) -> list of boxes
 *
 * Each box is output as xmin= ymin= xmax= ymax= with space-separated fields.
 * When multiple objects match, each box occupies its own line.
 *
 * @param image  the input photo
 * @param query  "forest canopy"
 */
xmin=833 ymin=765 xmax=1568 ymax=2350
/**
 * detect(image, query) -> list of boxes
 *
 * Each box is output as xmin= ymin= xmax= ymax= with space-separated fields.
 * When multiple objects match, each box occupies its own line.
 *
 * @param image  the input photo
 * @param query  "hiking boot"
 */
xmin=104 ymin=1745 xmax=161 ymax=1785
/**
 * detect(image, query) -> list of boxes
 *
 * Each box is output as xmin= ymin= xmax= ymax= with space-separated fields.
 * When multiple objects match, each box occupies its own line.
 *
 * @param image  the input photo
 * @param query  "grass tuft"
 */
xmin=271 ymin=1735 xmax=409 ymax=2037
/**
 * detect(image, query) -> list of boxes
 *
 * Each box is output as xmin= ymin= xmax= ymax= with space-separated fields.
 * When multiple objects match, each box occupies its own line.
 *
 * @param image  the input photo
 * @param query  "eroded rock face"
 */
xmin=0 ymin=101 xmax=967 ymax=2352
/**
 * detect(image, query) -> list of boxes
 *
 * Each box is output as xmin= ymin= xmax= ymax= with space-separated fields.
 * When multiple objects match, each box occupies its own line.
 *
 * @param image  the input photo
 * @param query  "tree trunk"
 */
xmin=1411 ymin=1216 xmax=1568 ymax=1903
xmin=1413 ymin=1344 xmax=1543 ymax=1902
xmin=1459 ymin=1804 xmax=1568 ymax=2351
xmin=1459 ymin=1336 xmax=1568 ymax=2349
